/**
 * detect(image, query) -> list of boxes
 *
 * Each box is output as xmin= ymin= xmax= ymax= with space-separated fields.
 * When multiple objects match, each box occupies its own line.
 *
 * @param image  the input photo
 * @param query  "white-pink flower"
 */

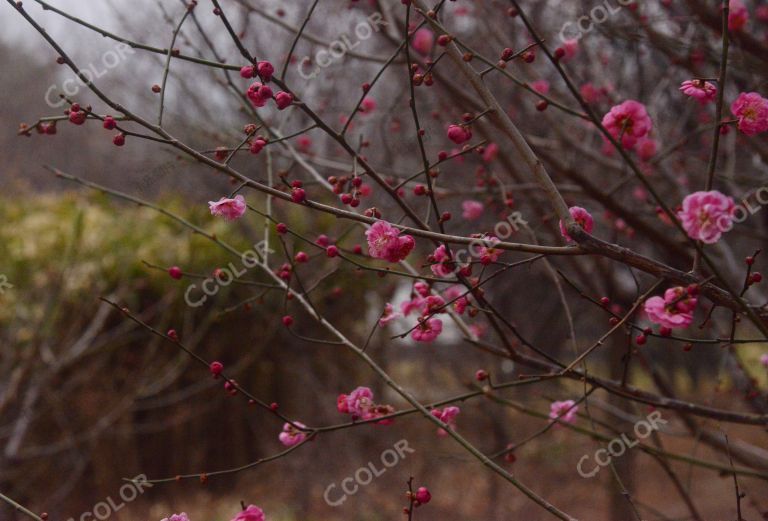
xmin=549 ymin=400 xmax=578 ymax=425
xmin=378 ymin=303 xmax=402 ymax=326
xmin=432 ymin=405 xmax=460 ymax=436
xmin=677 ymin=190 xmax=735 ymax=244
xmin=278 ymin=421 xmax=307 ymax=447
xmin=208 ymin=195 xmax=247 ymax=221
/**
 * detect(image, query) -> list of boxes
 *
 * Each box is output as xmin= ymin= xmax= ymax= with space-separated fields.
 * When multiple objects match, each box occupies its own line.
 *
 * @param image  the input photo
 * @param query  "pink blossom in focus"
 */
xmin=412 ymin=28 xmax=434 ymax=55
xmin=601 ymin=100 xmax=653 ymax=149
xmin=411 ymin=318 xmax=443 ymax=343
xmin=679 ymin=79 xmax=717 ymax=105
xmin=278 ymin=421 xmax=307 ymax=447
xmin=461 ymin=200 xmax=484 ymax=221
xmin=677 ymin=190 xmax=735 ymax=244
xmin=549 ymin=400 xmax=579 ymax=424
xmin=447 ymin=124 xmax=472 ymax=144
xmin=365 ymin=221 xmax=415 ymax=263
xmin=208 ymin=195 xmax=246 ymax=221
xmin=644 ymin=287 xmax=698 ymax=329
xmin=731 ymin=92 xmax=768 ymax=135
xmin=559 ymin=206 xmax=594 ymax=242
xmin=430 ymin=245 xmax=455 ymax=278
xmin=230 ymin=506 xmax=265 ymax=521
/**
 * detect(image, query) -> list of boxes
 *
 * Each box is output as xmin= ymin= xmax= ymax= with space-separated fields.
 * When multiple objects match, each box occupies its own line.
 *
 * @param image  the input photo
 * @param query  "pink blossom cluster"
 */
xmin=337 ymin=386 xmax=395 ymax=424
xmin=644 ymin=286 xmax=699 ymax=330
xmin=365 ymin=220 xmax=415 ymax=263
xmin=549 ymin=400 xmax=579 ymax=425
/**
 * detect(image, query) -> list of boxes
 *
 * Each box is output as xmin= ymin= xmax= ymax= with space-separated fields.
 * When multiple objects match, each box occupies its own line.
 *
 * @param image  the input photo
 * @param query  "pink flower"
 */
xmin=447 ymin=124 xmax=472 ymax=144
xmin=760 ymin=353 xmax=768 ymax=367
xmin=414 ymin=281 xmax=430 ymax=297
xmin=430 ymin=245 xmax=455 ymax=278
xmin=601 ymin=100 xmax=653 ymax=149
xmin=412 ymin=28 xmax=434 ymax=55
xmin=361 ymin=97 xmax=377 ymax=114
xmin=728 ymin=0 xmax=749 ymax=31
xmin=580 ymin=82 xmax=602 ymax=104
xmin=758 ymin=5 xmax=768 ymax=22
xmin=161 ymin=514 xmax=190 ymax=521
xmin=401 ymin=296 xmax=426 ymax=316
xmin=230 ymin=506 xmax=265 ymax=521
xmin=731 ymin=92 xmax=768 ymax=135
xmin=411 ymin=318 xmax=443 ymax=343
xmin=679 ymin=80 xmax=717 ymax=105
xmin=635 ymin=137 xmax=658 ymax=161
xmin=476 ymin=236 xmax=501 ymax=265
xmin=274 ymin=91 xmax=293 ymax=110
xmin=343 ymin=386 xmax=375 ymax=419
xmin=644 ymin=287 xmax=698 ymax=329
xmin=278 ymin=421 xmax=307 ymax=447
xmin=559 ymin=206 xmax=594 ymax=242
xmin=677 ymin=190 xmax=735 ymax=244
xmin=482 ymin=142 xmax=499 ymax=163
xmin=461 ymin=200 xmax=484 ymax=221
xmin=561 ymin=39 xmax=579 ymax=61
xmin=531 ymin=79 xmax=550 ymax=95
xmin=432 ymin=405 xmax=460 ymax=436
xmin=246 ymin=82 xmax=273 ymax=107
xmin=208 ymin=195 xmax=247 ymax=221
xmin=365 ymin=221 xmax=415 ymax=263
xmin=379 ymin=303 xmax=402 ymax=326
xmin=549 ymin=400 xmax=579 ymax=424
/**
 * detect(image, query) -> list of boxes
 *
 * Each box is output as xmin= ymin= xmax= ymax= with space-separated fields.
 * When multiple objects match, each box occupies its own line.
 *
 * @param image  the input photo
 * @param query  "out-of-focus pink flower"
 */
xmin=531 ymin=79 xmax=550 ymax=95
xmin=645 ymin=287 xmax=698 ymax=329
xmin=731 ymin=92 xmax=768 ymax=135
xmin=297 ymin=135 xmax=312 ymax=152
xmin=161 ymin=514 xmax=190 ymax=521
xmin=561 ymin=39 xmax=579 ymax=60
xmin=208 ymin=195 xmax=247 ymax=221
xmin=379 ymin=303 xmax=402 ymax=326
xmin=447 ymin=124 xmax=472 ymax=144
xmin=461 ymin=200 xmax=484 ymax=221
xmin=432 ymin=405 xmax=460 ymax=436
xmin=728 ymin=0 xmax=749 ymax=31
xmin=757 ymin=5 xmax=768 ymax=22
xmin=412 ymin=28 xmax=434 ymax=55
xmin=559 ymin=206 xmax=594 ymax=242
xmin=760 ymin=353 xmax=768 ymax=367
xmin=549 ymin=400 xmax=579 ymax=424
xmin=401 ymin=296 xmax=426 ymax=316
xmin=361 ymin=97 xmax=377 ymax=114
xmin=365 ymin=221 xmax=415 ymax=263
xmin=677 ymin=190 xmax=735 ymax=244
xmin=679 ymin=79 xmax=717 ymax=105
xmin=635 ymin=137 xmax=658 ymax=161
xmin=482 ymin=142 xmax=499 ymax=163
xmin=412 ymin=318 xmax=443 ymax=343
xmin=278 ymin=421 xmax=307 ymax=447
xmin=230 ymin=505 xmax=265 ymax=521
xmin=430 ymin=245 xmax=455 ymax=278
xmin=414 ymin=281 xmax=430 ymax=297
xmin=602 ymin=100 xmax=653 ymax=149
xmin=580 ymin=82 xmax=602 ymax=104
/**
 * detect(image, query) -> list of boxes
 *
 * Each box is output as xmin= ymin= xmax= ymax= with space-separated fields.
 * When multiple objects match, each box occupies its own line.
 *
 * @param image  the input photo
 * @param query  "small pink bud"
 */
xmin=240 ymin=65 xmax=255 ymax=78
xmin=276 ymin=222 xmax=288 ymax=234
xmin=257 ymin=61 xmax=274 ymax=81
xmin=326 ymin=245 xmax=339 ymax=257
xmin=414 ymin=487 xmax=431 ymax=504
xmin=282 ymin=315 xmax=294 ymax=326
xmin=209 ymin=361 xmax=223 ymax=377
xmin=291 ymin=187 xmax=306 ymax=203
xmin=168 ymin=266 xmax=183 ymax=279
xmin=294 ymin=251 xmax=309 ymax=263
xmin=103 ymin=116 xmax=117 ymax=130
xmin=275 ymin=91 xmax=293 ymax=110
